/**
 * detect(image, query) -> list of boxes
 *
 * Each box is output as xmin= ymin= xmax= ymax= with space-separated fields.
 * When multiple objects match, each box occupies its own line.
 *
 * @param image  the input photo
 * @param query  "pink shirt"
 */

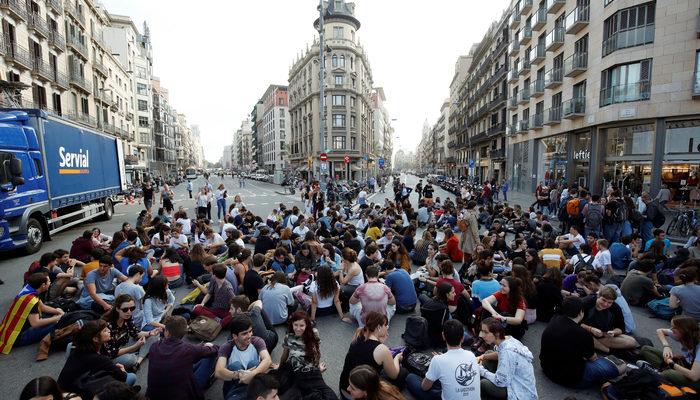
xmin=354 ymin=281 xmax=392 ymax=323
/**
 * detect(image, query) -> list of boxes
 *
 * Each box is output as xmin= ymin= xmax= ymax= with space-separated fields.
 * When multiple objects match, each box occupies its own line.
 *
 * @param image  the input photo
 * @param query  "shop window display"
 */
xmin=538 ymin=135 xmax=568 ymax=187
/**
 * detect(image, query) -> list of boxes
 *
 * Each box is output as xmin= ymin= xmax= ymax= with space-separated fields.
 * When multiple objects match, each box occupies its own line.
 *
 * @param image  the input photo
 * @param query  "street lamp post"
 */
xmin=317 ymin=0 xmax=326 ymax=182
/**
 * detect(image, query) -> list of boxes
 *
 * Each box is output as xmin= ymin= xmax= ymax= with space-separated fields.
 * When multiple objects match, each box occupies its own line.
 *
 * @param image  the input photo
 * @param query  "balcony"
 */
xmin=517 ymin=119 xmax=529 ymax=133
xmin=520 ymin=0 xmax=533 ymax=15
xmin=0 ymin=0 xmax=27 ymax=21
xmin=124 ymin=155 xmax=139 ymax=165
xmin=565 ymin=5 xmax=590 ymax=34
xmin=69 ymin=72 xmax=92 ymax=93
xmin=544 ymin=107 xmax=562 ymax=125
xmin=508 ymin=40 xmax=520 ymax=56
xmin=510 ymin=11 xmax=521 ymax=28
xmin=602 ymin=24 xmax=655 ymax=57
xmin=48 ymin=30 xmax=66 ymax=52
xmin=564 ymin=52 xmax=588 ymax=77
xmin=519 ymin=59 xmax=531 ymax=75
xmin=546 ymin=0 xmax=565 ymax=14
xmin=47 ymin=0 xmax=62 ymax=14
xmin=4 ymin=41 xmax=32 ymax=70
xmin=600 ymin=81 xmax=651 ymax=106
xmin=508 ymin=68 xmax=519 ymax=83
xmin=530 ymin=113 xmax=544 ymax=129
xmin=28 ymin=14 xmax=50 ymax=39
xmin=65 ymin=1 xmax=85 ymax=27
xmin=93 ymin=59 xmax=107 ymax=77
xmin=508 ymin=96 xmax=518 ymax=110
xmin=506 ymin=124 xmax=517 ymax=136
xmin=544 ymin=67 xmax=563 ymax=88
xmin=51 ymin=69 xmax=69 ymax=91
xmin=545 ymin=27 xmax=565 ymax=51
xmin=533 ymin=7 xmax=547 ymax=31
xmin=530 ymin=79 xmax=545 ymax=97
xmin=487 ymin=122 xmax=506 ymax=136
xmin=30 ymin=57 xmax=52 ymax=82
xmin=530 ymin=43 xmax=546 ymax=65
xmin=519 ymin=26 xmax=532 ymax=45
xmin=518 ymin=88 xmax=531 ymax=104
xmin=488 ymin=92 xmax=506 ymax=110
xmin=448 ymin=140 xmax=456 ymax=149
xmin=65 ymin=111 xmax=97 ymax=128
xmin=67 ymin=35 xmax=89 ymax=59
xmin=563 ymin=97 xmax=586 ymax=118
xmin=490 ymin=148 xmax=506 ymax=159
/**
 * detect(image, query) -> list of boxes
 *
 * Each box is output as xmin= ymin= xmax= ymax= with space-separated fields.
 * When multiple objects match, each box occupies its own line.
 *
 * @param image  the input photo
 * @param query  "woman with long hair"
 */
xmin=20 ymin=376 xmax=79 ymax=400
xmin=101 ymin=294 xmax=158 ymax=371
xmin=159 ymin=248 xmax=184 ymax=288
xmin=385 ymin=239 xmax=411 ymax=273
xmin=307 ymin=266 xmax=343 ymax=321
xmin=347 ymin=365 xmax=404 ymax=400
xmin=57 ymin=320 xmax=136 ymax=397
xmin=215 ymin=183 xmax=227 ymax=221
xmin=114 ymin=245 xmax=153 ymax=286
xmin=184 ymin=243 xmax=207 ymax=281
xmin=512 ymin=265 xmax=538 ymax=324
xmin=259 ymin=271 xmax=294 ymax=325
xmin=109 ymin=231 xmax=126 ymax=253
xmin=320 ymin=242 xmax=342 ymax=272
xmin=338 ymin=312 xmax=406 ymax=398
xmin=412 ymin=230 xmax=434 ymax=266
xmin=439 ymin=228 xmax=463 ymax=262
xmin=525 ymin=248 xmax=546 ymax=278
xmin=160 ymin=183 xmax=174 ymax=213
xmin=481 ymin=276 xmax=527 ymax=339
xmin=141 ymin=275 xmax=175 ymax=331
xmin=338 ymin=248 xmax=365 ymax=304
xmin=641 ymin=315 xmax=700 ymax=391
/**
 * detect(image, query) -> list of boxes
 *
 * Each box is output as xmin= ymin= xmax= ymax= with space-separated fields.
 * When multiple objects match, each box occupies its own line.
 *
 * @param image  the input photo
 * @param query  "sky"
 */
xmin=101 ymin=0 xmax=510 ymax=163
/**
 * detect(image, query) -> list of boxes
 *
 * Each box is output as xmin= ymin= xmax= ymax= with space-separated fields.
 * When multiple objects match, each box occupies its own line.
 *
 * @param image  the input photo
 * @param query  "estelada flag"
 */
xmin=0 ymin=290 xmax=39 ymax=354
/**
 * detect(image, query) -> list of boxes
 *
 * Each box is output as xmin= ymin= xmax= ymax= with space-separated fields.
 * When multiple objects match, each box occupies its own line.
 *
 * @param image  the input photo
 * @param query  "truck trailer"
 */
xmin=0 ymin=110 xmax=126 ymax=253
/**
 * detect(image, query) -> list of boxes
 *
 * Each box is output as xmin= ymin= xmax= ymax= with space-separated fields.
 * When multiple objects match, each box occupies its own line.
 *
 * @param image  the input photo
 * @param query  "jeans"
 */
xmin=576 ymin=357 xmax=619 ymax=389
xmin=14 ymin=323 xmax=56 ymax=347
xmin=621 ymin=220 xmax=633 ymax=237
xmin=641 ymin=221 xmax=653 ymax=244
xmin=126 ymin=372 xmax=137 ymax=386
xmin=603 ymin=223 xmax=622 ymax=244
xmin=406 ymin=373 xmax=441 ymax=400
xmin=193 ymin=355 xmax=217 ymax=391
xmin=503 ymin=191 xmax=507 ymax=201
xmin=144 ymin=198 xmax=153 ymax=210
xmin=217 ymin=198 xmax=227 ymax=220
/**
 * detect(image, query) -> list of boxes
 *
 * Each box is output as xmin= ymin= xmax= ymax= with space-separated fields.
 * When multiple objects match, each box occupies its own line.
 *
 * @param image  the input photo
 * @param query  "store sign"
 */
xmin=573 ymin=149 xmax=590 ymax=160
xmin=619 ymin=108 xmax=636 ymax=119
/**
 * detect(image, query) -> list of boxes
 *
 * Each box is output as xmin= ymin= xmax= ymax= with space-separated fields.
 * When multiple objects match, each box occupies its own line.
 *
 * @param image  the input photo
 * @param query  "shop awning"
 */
xmin=296 ymin=165 xmax=308 ymax=172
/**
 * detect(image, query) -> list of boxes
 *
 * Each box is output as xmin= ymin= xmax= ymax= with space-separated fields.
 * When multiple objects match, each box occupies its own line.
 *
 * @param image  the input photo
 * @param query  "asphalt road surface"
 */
xmin=0 ymin=174 xmax=669 ymax=399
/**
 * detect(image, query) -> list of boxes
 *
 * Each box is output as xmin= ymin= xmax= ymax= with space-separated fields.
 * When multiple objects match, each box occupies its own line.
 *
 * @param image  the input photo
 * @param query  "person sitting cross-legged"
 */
xmin=580 ymin=286 xmax=638 ymax=353
xmin=343 ymin=265 xmax=396 ymax=327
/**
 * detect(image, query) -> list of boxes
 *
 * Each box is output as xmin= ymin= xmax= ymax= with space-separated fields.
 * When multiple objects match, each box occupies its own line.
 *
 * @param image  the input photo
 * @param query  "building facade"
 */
xmin=506 ymin=0 xmax=700 ymax=198
xmin=151 ymin=77 xmax=176 ymax=178
xmin=371 ymin=87 xmax=393 ymax=172
xmin=447 ymin=56 xmax=472 ymax=177
xmin=288 ymin=0 xmax=376 ymax=181
xmin=233 ymin=119 xmax=253 ymax=171
xmin=221 ymin=144 xmax=232 ymax=170
xmin=260 ymin=85 xmax=289 ymax=182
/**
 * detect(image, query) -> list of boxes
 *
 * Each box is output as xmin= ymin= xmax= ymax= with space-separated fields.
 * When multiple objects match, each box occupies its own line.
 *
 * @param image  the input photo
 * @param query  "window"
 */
xmin=33 ymin=158 xmax=42 ymax=177
xmin=605 ymin=124 xmax=655 ymax=155
xmin=137 ymin=83 xmax=148 ymax=95
xmin=332 ymin=55 xmax=338 ymax=67
xmin=0 ymin=152 xmax=13 ymax=185
xmin=332 ymin=95 xmax=345 ymax=106
xmin=351 ymin=137 xmax=356 ymax=149
xmin=350 ymin=115 xmax=356 ymax=128
xmin=600 ymin=59 xmax=652 ymax=106
xmin=333 ymin=26 xmax=343 ymax=39
xmin=139 ymin=116 xmax=149 ymax=127
xmin=280 ymin=119 xmax=285 ymax=128
xmin=694 ymin=51 xmax=700 ymax=95
xmin=332 ymin=114 xmax=346 ymax=127
xmin=334 ymin=75 xmax=344 ymax=85
xmin=339 ymin=55 xmax=345 ymax=67
xmin=350 ymin=97 xmax=356 ymax=108
xmin=333 ymin=136 xmax=346 ymax=150
xmin=603 ymin=2 xmax=655 ymax=57
xmin=137 ymin=100 xmax=148 ymax=111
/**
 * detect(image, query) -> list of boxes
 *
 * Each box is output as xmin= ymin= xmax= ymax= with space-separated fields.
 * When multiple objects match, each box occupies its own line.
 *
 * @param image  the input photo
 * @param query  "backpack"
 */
xmin=647 ymin=297 xmax=678 ymax=320
xmin=566 ymin=198 xmax=581 ymax=217
xmin=402 ymin=350 xmax=434 ymax=378
xmin=188 ymin=315 xmax=222 ymax=341
xmin=401 ymin=315 xmax=430 ymax=350
xmin=602 ymin=367 xmax=662 ymax=400
xmin=573 ymin=254 xmax=595 ymax=273
xmin=585 ymin=203 xmax=604 ymax=229
xmin=651 ymin=204 xmax=666 ymax=228
xmin=614 ymin=201 xmax=627 ymax=223
xmin=630 ymin=209 xmax=644 ymax=228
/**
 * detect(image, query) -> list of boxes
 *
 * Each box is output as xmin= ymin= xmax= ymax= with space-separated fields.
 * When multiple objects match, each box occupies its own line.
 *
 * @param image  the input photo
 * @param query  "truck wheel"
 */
xmin=101 ymin=199 xmax=114 ymax=221
xmin=25 ymin=217 xmax=43 ymax=254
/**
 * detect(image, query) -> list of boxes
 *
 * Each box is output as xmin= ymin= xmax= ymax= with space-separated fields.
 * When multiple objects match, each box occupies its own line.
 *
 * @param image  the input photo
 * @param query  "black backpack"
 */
xmin=651 ymin=203 xmax=666 ymax=228
xmin=605 ymin=367 xmax=662 ymax=400
xmin=614 ymin=201 xmax=627 ymax=223
xmin=401 ymin=315 xmax=430 ymax=350
xmin=573 ymin=254 xmax=595 ymax=273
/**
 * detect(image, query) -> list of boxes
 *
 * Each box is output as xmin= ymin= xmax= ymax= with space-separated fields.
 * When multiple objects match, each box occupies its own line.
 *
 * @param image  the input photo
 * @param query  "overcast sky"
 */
xmin=101 ymin=0 xmax=509 ymax=162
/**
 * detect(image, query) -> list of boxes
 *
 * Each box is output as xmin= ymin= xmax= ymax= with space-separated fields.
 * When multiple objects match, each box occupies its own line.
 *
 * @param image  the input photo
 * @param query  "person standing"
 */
xmin=142 ymin=181 xmax=154 ymax=211
xmin=459 ymin=201 xmax=480 ymax=265
xmin=415 ymin=180 xmax=423 ymax=200
xmin=160 ymin=184 xmax=175 ymax=213
xmin=501 ymin=180 xmax=509 ymax=202
xmin=187 ymin=180 xmax=193 ymax=199
xmin=216 ymin=184 xmax=228 ymax=221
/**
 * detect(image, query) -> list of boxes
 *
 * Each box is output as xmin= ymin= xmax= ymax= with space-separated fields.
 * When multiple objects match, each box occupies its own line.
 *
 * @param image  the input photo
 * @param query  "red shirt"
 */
xmin=436 ymin=277 xmax=465 ymax=306
xmin=493 ymin=291 xmax=526 ymax=315
xmin=441 ymin=235 xmax=463 ymax=262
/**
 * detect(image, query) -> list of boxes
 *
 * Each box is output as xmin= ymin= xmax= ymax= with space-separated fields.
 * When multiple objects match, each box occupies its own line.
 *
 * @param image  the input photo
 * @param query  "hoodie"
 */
xmin=479 ymin=337 xmax=538 ymax=400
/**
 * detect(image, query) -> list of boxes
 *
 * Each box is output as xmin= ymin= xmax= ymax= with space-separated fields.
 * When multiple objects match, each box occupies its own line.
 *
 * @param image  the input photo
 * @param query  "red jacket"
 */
xmin=441 ymin=235 xmax=463 ymax=262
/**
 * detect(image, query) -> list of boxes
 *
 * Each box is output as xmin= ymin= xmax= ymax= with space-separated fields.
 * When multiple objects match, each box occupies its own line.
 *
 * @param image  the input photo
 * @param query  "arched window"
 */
xmin=339 ymin=55 xmax=346 ymax=67
xmin=332 ymin=55 xmax=338 ymax=67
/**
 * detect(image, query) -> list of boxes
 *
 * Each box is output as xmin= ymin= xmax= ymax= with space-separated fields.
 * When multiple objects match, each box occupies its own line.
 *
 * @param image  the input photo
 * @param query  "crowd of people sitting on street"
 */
xmin=2 ymin=174 xmax=700 ymax=400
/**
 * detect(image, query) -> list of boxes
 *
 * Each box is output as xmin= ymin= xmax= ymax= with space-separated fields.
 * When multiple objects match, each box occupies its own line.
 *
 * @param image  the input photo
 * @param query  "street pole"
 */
xmin=318 ymin=0 xmax=326 ymax=182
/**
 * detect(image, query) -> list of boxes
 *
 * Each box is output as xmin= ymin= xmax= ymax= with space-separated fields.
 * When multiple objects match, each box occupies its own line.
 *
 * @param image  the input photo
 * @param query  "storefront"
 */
xmin=510 ymin=140 xmax=533 ymax=193
xmin=572 ymin=131 xmax=591 ymax=189
xmin=662 ymin=120 xmax=700 ymax=201
xmin=537 ymin=135 xmax=568 ymax=187
xmin=602 ymin=123 xmax=655 ymax=197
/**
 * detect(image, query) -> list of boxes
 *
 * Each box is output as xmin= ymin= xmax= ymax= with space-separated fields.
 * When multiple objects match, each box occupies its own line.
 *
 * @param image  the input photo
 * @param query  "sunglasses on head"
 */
xmin=120 ymin=306 xmax=136 ymax=312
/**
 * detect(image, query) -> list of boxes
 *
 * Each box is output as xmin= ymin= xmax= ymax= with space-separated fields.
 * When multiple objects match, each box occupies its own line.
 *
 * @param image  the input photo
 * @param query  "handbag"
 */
xmin=189 ymin=315 xmax=222 ymax=342
xmin=403 ymin=351 xmax=433 ymax=378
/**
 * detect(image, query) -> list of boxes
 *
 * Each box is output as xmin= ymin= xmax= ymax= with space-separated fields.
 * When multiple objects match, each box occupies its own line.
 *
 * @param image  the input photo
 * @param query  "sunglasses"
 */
xmin=120 ymin=306 xmax=136 ymax=312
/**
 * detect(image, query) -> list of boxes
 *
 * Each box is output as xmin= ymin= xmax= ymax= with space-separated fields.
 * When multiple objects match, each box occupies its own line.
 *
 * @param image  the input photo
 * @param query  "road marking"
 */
xmin=114 ymin=213 xmax=126 ymax=217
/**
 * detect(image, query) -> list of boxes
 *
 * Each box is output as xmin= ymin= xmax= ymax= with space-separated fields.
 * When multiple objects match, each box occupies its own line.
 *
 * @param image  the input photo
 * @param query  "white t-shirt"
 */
xmin=175 ymin=218 xmax=192 ymax=235
xmin=565 ymin=233 xmax=585 ymax=250
xmin=169 ymin=234 xmax=188 ymax=249
xmin=592 ymin=249 xmax=612 ymax=271
xmin=293 ymin=225 xmax=309 ymax=237
xmin=220 ymin=223 xmax=236 ymax=237
xmin=425 ymin=348 xmax=480 ymax=400
xmin=358 ymin=190 xmax=367 ymax=200
xmin=309 ymin=281 xmax=338 ymax=308
xmin=204 ymin=233 xmax=225 ymax=246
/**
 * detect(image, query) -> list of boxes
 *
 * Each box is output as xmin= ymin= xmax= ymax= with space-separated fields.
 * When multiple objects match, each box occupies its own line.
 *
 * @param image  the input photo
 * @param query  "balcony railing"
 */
xmin=563 ymin=97 xmax=586 ymax=118
xmin=521 ymin=0 xmax=533 ymax=15
xmin=490 ymin=148 xmax=506 ymax=159
xmin=47 ymin=0 xmax=62 ymax=14
xmin=48 ymin=30 xmax=66 ymax=52
xmin=67 ymin=35 xmax=88 ymax=59
xmin=4 ymin=41 xmax=32 ymax=70
xmin=65 ymin=111 xmax=97 ymax=128
xmin=533 ymin=7 xmax=547 ymax=30
xmin=93 ymin=59 xmax=107 ymax=77
xmin=31 ymin=57 xmax=52 ymax=82
xmin=546 ymin=0 xmax=565 ymax=14
xmin=545 ymin=27 xmax=565 ymax=51
xmin=508 ymin=68 xmax=519 ymax=83
xmin=508 ymin=96 xmax=518 ymax=110
xmin=52 ymin=69 xmax=69 ymax=90
xmin=508 ymin=40 xmax=520 ymax=56
xmin=517 ymin=119 xmax=529 ymax=133
xmin=28 ymin=14 xmax=50 ymax=39
xmin=544 ymin=106 xmax=562 ymax=125
xmin=520 ymin=59 xmax=531 ymax=75
xmin=544 ymin=67 xmax=563 ymax=88
xmin=64 ymin=1 xmax=85 ymax=27
xmin=69 ymin=72 xmax=92 ymax=93
xmin=530 ymin=113 xmax=544 ymax=129
xmin=564 ymin=52 xmax=588 ymax=77
xmin=565 ymin=5 xmax=590 ymax=34
xmin=487 ymin=122 xmax=506 ymax=136
xmin=447 ymin=140 xmax=456 ymax=149
xmin=0 ymin=0 xmax=27 ymax=21
xmin=510 ymin=11 xmax=521 ymax=28
xmin=602 ymin=24 xmax=655 ymax=57
xmin=519 ymin=26 xmax=532 ymax=45
xmin=530 ymin=79 xmax=545 ymax=97
xmin=599 ymin=81 xmax=651 ymax=106
xmin=489 ymin=92 xmax=506 ymax=110
xmin=530 ymin=43 xmax=546 ymax=65
xmin=518 ymin=88 xmax=531 ymax=104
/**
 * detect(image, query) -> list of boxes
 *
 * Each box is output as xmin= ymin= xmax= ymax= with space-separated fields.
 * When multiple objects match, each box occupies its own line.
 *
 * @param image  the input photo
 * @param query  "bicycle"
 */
xmin=667 ymin=205 xmax=698 ymax=237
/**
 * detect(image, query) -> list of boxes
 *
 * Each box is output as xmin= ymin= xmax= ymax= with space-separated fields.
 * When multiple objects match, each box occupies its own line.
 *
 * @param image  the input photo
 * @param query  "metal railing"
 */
xmin=599 ymin=81 xmax=651 ymax=106
xmin=65 ymin=110 xmax=97 ymax=127
xmin=520 ymin=59 xmax=531 ymax=74
xmin=544 ymin=67 xmax=563 ymax=88
xmin=530 ymin=43 xmax=546 ymax=64
xmin=508 ymin=68 xmax=519 ymax=82
xmin=508 ymin=96 xmax=518 ymax=109
xmin=563 ymin=97 xmax=586 ymax=117
xmin=4 ymin=41 xmax=32 ymax=70
xmin=533 ymin=7 xmax=547 ymax=30
xmin=67 ymin=35 xmax=89 ymax=58
xmin=28 ymin=14 xmax=50 ymax=38
xmin=52 ymin=69 xmax=69 ymax=89
xmin=509 ymin=40 xmax=520 ymax=55
xmin=490 ymin=148 xmax=506 ymax=159
xmin=530 ymin=79 xmax=545 ymax=96
xmin=93 ymin=59 xmax=107 ymax=76
xmin=530 ymin=113 xmax=544 ymax=129
xmin=487 ymin=122 xmax=506 ymax=136
xmin=68 ymin=72 xmax=92 ymax=93
xmin=544 ymin=107 xmax=562 ymax=124
xmin=565 ymin=5 xmax=590 ymax=34
xmin=31 ymin=57 xmax=52 ymax=80
xmin=519 ymin=26 xmax=532 ymax=44
xmin=49 ymin=30 xmax=66 ymax=51
xmin=510 ymin=11 xmax=521 ymax=27
xmin=0 ymin=0 xmax=27 ymax=20
xmin=546 ymin=0 xmax=565 ymax=13
xmin=518 ymin=88 xmax=531 ymax=104
xmin=517 ymin=119 xmax=529 ymax=132
xmin=521 ymin=0 xmax=533 ymax=14
xmin=546 ymin=27 xmax=565 ymax=51
xmin=64 ymin=1 xmax=85 ymax=26
xmin=602 ymin=24 xmax=655 ymax=57
xmin=47 ymin=0 xmax=62 ymax=13
xmin=564 ymin=52 xmax=588 ymax=76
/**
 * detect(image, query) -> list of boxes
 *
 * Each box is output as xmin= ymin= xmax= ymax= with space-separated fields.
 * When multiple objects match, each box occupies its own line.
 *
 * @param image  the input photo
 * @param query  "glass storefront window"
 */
xmin=605 ymin=123 xmax=655 ymax=156
xmin=572 ymin=132 xmax=590 ymax=188
xmin=603 ymin=162 xmax=651 ymax=197
xmin=538 ymin=135 xmax=568 ymax=186
xmin=665 ymin=121 xmax=700 ymax=154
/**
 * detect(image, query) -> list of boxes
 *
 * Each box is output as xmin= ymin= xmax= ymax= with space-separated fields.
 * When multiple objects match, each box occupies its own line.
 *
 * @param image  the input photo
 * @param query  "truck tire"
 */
xmin=101 ymin=199 xmax=114 ymax=221
xmin=25 ymin=217 xmax=44 ymax=254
